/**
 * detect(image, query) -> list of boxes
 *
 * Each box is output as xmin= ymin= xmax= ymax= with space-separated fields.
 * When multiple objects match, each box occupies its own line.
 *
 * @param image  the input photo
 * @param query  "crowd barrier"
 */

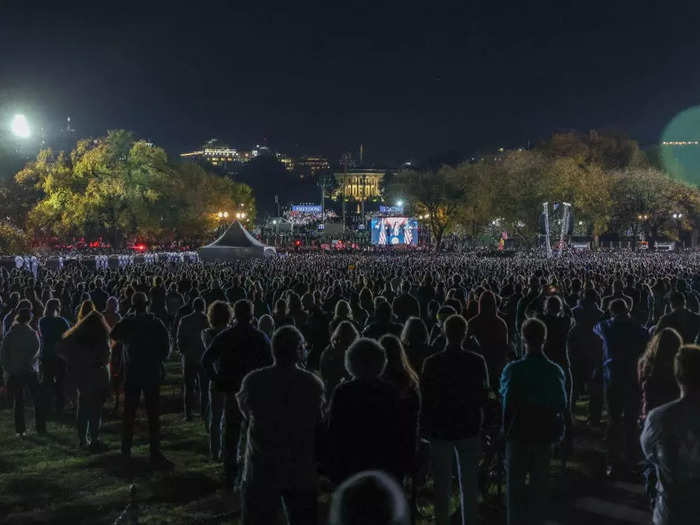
xmin=0 ymin=252 xmax=200 ymax=273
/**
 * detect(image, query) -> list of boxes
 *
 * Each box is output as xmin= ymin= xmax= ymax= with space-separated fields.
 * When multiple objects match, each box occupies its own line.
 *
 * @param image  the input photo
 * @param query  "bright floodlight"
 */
xmin=11 ymin=114 xmax=30 ymax=138
xmin=396 ymin=200 xmax=404 ymax=207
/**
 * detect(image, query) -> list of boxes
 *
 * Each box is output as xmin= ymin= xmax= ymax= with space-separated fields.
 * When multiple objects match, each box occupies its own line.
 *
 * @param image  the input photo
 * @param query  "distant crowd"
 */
xmin=1 ymin=251 xmax=699 ymax=525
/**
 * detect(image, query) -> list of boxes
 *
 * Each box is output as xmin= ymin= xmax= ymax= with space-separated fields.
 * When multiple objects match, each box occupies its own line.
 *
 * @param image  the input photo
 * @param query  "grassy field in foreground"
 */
xmin=0 ymin=360 xmax=650 ymax=524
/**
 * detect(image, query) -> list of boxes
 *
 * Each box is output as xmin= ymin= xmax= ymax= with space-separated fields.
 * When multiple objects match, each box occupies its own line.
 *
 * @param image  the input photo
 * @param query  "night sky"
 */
xmin=2 ymin=1 xmax=700 ymax=165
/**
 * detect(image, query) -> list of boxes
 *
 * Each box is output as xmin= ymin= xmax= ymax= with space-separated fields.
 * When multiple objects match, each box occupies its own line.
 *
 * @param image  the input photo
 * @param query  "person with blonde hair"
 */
xmin=638 ymin=328 xmax=683 ymax=421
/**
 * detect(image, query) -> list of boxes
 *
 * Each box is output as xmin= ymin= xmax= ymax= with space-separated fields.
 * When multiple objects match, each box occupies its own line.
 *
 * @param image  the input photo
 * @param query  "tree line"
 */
xmin=390 ymin=131 xmax=700 ymax=250
xmin=0 ymin=130 xmax=255 ymax=252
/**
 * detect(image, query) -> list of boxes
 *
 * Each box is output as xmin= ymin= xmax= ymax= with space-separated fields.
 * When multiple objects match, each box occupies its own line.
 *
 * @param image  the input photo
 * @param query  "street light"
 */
xmin=10 ymin=114 xmax=30 ymax=138
xmin=672 ymin=212 xmax=683 ymax=219
xmin=396 ymin=200 xmax=404 ymax=207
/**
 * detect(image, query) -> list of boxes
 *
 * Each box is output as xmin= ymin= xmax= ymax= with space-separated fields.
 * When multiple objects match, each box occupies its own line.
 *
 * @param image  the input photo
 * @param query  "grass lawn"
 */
xmin=0 ymin=360 xmax=650 ymax=524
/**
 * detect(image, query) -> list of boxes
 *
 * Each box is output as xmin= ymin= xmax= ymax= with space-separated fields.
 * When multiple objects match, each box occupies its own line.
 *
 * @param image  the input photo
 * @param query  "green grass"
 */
xmin=0 ymin=361 xmax=647 ymax=524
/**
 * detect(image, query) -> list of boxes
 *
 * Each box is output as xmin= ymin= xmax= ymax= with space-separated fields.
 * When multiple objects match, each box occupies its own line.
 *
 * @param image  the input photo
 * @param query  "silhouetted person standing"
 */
xmin=500 ymin=318 xmax=567 ymax=525
xmin=202 ymin=299 xmax=272 ymax=491
xmin=110 ymin=292 xmax=172 ymax=467
xmin=177 ymin=296 xmax=209 ymax=421
xmin=237 ymin=325 xmax=324 ymax=525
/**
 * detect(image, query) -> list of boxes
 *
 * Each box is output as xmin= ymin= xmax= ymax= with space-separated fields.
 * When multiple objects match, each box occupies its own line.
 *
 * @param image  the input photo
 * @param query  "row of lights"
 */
xmin=637 ymin=213 xmax=683 ymax=220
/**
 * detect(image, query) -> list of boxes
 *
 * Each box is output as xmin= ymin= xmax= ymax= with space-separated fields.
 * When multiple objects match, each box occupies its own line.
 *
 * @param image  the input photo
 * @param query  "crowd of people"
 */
xmin=0 ymin=250 xmax=699 ymax=525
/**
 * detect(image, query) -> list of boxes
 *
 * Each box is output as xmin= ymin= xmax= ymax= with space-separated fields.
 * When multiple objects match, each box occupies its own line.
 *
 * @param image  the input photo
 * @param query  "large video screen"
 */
xmin=371 ymin=217 xmax=418 ymax=246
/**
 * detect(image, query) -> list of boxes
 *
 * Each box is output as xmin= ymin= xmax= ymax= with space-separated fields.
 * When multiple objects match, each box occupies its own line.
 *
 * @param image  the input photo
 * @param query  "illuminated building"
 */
xmin=296 ymin=156 xmax=330 ymax=177
xmin=276 ymin=153 xmax=295 ymax=172
xmin=180 ymin=139 xmax=255 ymax=173
xmin=333 ymin=169 xmax=385 ymax=200
xmin=661 ymin=141 xmax=699 ymax=146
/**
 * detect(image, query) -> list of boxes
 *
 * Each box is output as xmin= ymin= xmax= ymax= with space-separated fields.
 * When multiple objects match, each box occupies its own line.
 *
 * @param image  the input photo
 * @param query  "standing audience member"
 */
xmin=0 ymin=308 xmax=45 ymax=437
xmin=320 ymin=321 xmax=359 ymax=400
xmin=102 ymin=297 xmax=123 ymax=414
xmin=202 ymin=300 xmax=233 ymax=461
xmin=326 ymin=338 xmax=405 ymax=484
xmin=655 ymin=292 xmax=700 ymax=344
xmin=110 ymin=292 xmax=172 ymax=467
xmin=595 ymin=299 xmax=649 ymax=473
xmin=38 ymin=298 xmax=70 ymax=416
xmin=500 ymin=318 xmax=567 ymax=525
xmin=420 ymin=314 xmax=489 ymax=525
xmin=237 ymin=325 xmax=324 ymax=525
xmin=201 ymin=299 xmax=272 ymax=491
xmin=177 ymin=297 xmax=209 ymax=421
xmin=58 ymin=311 xmax=111 ymax=450
xmin=642 ymin=344 xmax=700 ymax=525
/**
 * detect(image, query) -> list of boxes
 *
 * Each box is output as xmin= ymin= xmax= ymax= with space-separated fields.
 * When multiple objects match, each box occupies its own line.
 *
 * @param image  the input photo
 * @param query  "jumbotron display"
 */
xmin=370 ymin=217 xmax=418 ymax=246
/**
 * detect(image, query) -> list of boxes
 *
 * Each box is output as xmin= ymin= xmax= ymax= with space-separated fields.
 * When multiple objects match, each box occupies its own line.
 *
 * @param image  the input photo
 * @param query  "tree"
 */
xmin=13 ymin=130 xmax=257 ymax=248
xmin=0 ymin=221 xmax=29 ymax=254
xmin=609 ymin=168 xmax=699 ymax=245
xmin=393 ymin=167 xmax=466 ymax=251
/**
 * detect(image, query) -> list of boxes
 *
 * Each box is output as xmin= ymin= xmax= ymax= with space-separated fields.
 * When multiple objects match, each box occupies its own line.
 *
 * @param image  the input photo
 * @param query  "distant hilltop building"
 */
xmin=180 ymin=139 xmax=257 ymax=174
xmin=181 ymin=138 xmax=297 ymax=175
xmin=296 ymin=156 xmax=330 ymax=178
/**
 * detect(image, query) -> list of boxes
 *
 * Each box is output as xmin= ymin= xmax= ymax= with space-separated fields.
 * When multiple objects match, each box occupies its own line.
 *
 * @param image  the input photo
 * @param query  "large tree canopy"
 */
xmin=9 ymin=130 xmax=255 ymax=249
xmin=391 ymin=131 xmax=699 ymax=249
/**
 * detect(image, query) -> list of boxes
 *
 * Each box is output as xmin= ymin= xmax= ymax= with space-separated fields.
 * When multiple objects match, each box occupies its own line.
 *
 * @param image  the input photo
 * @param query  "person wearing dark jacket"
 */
xmin=655 ymin=292 xmax=700 ymax=344
xmin=110 ymin=292 xmax=172 ymax=467
xmin=325 ymin=338 xmax=405 ymax=485
xmin=362 ymin=300 xmax=403 ymax=340
xmin=38 ymin=298 xmax=71 ymax=415
xmin=201 ymin=299 xmax=272 ymax=491
xmin=202 ymin=300 xmax=233 ymax=460
xmin=420 ymin=314 xmax=489 ymax=525
xmin=595 ymin=299 xmax=649 ymax=472
xmin=0 ymin=308 xmax=45 ymax=436
xmin=58 ymin=309 xmax=111 ymax=449
xmin=177 ymin=297 xmax=210 ymax=421
xmin=500 ymin=318 xmax=567 ymax=525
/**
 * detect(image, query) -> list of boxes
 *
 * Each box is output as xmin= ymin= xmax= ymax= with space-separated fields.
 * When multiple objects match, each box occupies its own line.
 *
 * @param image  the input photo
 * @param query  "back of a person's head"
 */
xmin=478 ymin=290 xmax=497 ymax=316
xmin=257 ymin=314 xmax=274 ymax=336
xmin=521 ymin=317 xmax=547 ymax=349
xmin=208 ymin=300 xmax=232 ymax=328
xmin=670 ymin=291 xmax=686 ymax=310
xmin=329 ymin=470 xmax=409 ymax=525
xmin=15 ymin=308 xmax=32 ymax=325
xmin=545 ymin=295 xmax=562 ymax=315
xmin=271 ymin=325 xmax=303 ymax=366
xmin=675 ymin=344 xmax=700 ymax=392
xmin=131 ymin=292 xmax=148 ymax=311
xmin=609 ymin=298 xmax=628 ymax=318
xmin=332 ymin=320 xmax=360 ymax=349
xmin=234 ymin=299 xmax=253 ymax=321
xmin=641 ymin=327 xmax=682 ymax=380
xmin=436 ymin=305 xmax=457 ymax=324
xmin=401 ymin=316 xmax=428 ymax=346
xmin=44 ymin=298 xmax=61 ymax=317
xmin=192 ymin=296 xmax=206 ymax=313
xmin=345 ymin=338 xmax=387 ymax=380
xmin=17 ymin=298 xmax=32 ymax=311
xmin=444 ymin=314 xmax=467 ymax=345
xmin=106 ymin=296 xmax=119 ymax=313
xmin=335 ymin=299 xmax=353 ymax=319
xmin=374 ymin=301 xmax=392 ymax=323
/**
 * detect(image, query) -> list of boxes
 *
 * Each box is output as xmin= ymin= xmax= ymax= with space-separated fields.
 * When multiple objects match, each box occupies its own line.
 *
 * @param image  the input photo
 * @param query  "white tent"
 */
xmin=198 ymin=221 xmax=276 ymax=261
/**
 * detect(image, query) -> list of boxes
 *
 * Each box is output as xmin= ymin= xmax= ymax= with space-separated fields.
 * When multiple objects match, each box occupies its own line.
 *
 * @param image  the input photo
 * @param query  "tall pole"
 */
xmin=558 ymin=204 xmax=569 ymax=257
xmin=543 ymin=202 xmax=552 ymax=258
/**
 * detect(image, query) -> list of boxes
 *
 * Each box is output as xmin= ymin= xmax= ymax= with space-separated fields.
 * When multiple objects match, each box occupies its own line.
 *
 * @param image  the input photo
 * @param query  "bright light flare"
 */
xmin=11 ymin=114 xmax=30 ymax=138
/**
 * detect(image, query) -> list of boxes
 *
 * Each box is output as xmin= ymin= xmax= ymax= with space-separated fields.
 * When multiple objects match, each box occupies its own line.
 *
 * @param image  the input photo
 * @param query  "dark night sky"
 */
xmin=2 ymin=1 xmax=700 ymax=165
